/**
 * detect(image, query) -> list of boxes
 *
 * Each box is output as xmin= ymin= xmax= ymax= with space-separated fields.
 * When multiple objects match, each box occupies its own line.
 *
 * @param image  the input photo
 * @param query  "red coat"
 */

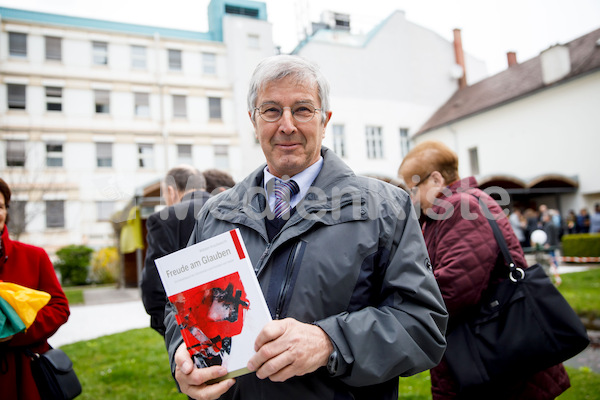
xmin=423 ymin=178 xmax=570 ymax=399
xmin=0 ymin=228 xmax=70 ymax=400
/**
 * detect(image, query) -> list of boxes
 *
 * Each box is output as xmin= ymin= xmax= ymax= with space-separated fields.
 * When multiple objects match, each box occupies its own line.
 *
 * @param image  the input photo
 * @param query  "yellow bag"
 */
xmin=0 ymin=281 xmax=51 ymax=329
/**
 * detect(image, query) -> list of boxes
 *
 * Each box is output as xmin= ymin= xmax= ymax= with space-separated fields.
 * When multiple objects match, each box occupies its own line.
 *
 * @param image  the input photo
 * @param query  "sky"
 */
xmin=1 ymin=0 xmax=599 ymax=76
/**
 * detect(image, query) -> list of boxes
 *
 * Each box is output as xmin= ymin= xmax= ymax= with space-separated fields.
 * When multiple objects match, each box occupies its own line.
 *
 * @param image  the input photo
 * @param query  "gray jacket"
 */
xmin=165 ymin=147 xmax=447 ymax=400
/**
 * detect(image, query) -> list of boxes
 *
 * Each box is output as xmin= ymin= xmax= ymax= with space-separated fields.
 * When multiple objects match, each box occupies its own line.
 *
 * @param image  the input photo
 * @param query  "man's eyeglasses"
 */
xmin=254 ymin=103 xmax=321 ymax=123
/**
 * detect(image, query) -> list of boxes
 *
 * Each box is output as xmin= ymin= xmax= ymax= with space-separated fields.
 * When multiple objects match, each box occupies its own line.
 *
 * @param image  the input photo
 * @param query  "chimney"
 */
xmin=540 ymin=44 xmax=571 ymax=85
xmin=507 ymin=51 xmax=518 ymax=67
xmin=453 ymin=29 xmax=467 ymax=89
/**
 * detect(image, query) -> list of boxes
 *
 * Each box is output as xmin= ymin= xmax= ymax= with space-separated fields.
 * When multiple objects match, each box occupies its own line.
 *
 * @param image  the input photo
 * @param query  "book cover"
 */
xmin=155 ymin=228 xmax=271 ymax=380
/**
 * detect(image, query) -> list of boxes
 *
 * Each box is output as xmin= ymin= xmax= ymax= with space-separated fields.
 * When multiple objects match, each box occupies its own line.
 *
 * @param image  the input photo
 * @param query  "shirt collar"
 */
xmin=263 ymin=156 xmax=324 ymax=209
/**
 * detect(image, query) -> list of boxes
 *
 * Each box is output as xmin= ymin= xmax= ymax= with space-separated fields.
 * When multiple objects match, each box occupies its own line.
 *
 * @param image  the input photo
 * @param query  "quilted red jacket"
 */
xmin=422 ymin=177 xmax=570 ymax=399
xmin=0 ymin=227 xmax=70 ymax=400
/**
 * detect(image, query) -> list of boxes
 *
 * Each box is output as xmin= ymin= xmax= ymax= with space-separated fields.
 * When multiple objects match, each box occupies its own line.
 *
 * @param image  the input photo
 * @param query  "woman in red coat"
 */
xmin=398 ymin=141 xmax=570 ymax=399
xmin=0 ymin=178 xmax=70 ymax=400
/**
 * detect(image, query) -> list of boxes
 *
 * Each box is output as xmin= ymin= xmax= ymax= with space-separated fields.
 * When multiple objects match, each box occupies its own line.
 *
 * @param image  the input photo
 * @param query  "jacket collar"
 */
xmin=205 ymin=147 xmax=367 ymax=229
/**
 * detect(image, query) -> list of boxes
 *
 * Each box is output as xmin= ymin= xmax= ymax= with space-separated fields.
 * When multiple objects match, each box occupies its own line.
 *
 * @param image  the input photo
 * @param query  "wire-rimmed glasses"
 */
xmin=254 ymin=103 xmax=322 ymax=123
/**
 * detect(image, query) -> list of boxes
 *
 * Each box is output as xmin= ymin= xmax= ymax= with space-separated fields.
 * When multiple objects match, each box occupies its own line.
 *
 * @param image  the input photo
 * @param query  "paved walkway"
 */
xmin=48 ymin=287 xmax=149 ymax=348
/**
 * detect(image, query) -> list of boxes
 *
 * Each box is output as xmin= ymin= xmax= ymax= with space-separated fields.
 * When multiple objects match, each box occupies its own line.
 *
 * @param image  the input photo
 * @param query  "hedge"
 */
xmin=561 ymin=233 xmax=600 ymax=257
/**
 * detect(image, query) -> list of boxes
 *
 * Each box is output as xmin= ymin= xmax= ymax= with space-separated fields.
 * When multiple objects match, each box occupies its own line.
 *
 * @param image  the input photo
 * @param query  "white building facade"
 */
xmin=293 ymin=10 xmax=487 ymax=179
xmin=0 ymin=0 xmax=274 ymax=253
xmin=414 ymin=28 xmax=600 ymax=215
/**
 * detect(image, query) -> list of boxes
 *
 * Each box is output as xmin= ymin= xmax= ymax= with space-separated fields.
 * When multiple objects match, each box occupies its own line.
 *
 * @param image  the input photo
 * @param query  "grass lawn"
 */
xmin=558 ymin=267 xmax=600 ymax=318
xmin=59 ymin=268 xmax=600 ymax=399
xmin=62 ymin=328 xmax=599 ymax=400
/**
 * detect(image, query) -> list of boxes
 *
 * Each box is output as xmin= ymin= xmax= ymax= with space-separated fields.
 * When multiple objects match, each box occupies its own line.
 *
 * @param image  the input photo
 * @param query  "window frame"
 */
xmin=96 ymin=142 xmax=113 ymax=168
xmin=9 ymin=32 xmax=27 ymax=58
xmin=202 ymin=52 xmax=217 ymax=75
xmin=45 ymin=36 xmax=62 ymax=61
xmin=365 ymin=126 xmax=384 ymax=159
xmin=172 ymin=95 xmax=187 ymax=118
xmin=332 ymin=124 xmax=346 ymax=158
xmin=45 ymin=86 xmax=63 ymax=112
xmin=7 ymin=84 xmax=26 ymax=110
xmin=137 ymin=143 xmax=154 ymax=169
xmin=6 ymin=140 xmax=26 ymax=167
xmin=94 ymin=89 xmax=110 ymax=114
xmin=46 ymin=142 xmax=64 ymax=168
xmin=131 ymin=45 xmax=147 ymax=69
xmin=168 ymin=49 xmax=182 ymax=71
xmin=46 ymin=200 xmax=65 ymax=229
xmin=92 ymin=41 xmax=108 ymax=65
xmin=177 ymin=144 xmax=193 ymax=165
xmin=213 ymin=144 xmax=229 ymax=169
xmin=134 ymin=92 xmax=150 ymax=117
xmin=208 ymin=97 xmax=222 ymax=120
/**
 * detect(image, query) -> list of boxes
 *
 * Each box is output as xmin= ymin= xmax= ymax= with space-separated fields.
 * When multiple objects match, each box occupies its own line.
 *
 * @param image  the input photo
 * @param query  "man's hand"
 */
xmin=174 ymin=343 xmax=235 ymax=400
xmin=247 ymin=318 xmax=334 ymax=382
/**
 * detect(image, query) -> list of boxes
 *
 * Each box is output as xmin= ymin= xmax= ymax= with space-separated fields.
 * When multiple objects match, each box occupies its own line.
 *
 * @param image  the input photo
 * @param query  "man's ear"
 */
xmin=321 ymin=111 xmax=332 ymax=137
xmin=248 ymin=111 xmax=258 ymax=141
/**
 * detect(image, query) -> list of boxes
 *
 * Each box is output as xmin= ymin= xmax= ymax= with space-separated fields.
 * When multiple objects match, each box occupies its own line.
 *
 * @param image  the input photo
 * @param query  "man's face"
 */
xmin=250 ymin=76 xmax=332 ymax=179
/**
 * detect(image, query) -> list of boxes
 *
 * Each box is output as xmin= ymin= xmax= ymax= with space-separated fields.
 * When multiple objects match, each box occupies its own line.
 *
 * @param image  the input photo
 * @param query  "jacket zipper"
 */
xmin=275 ymin=241 xmax=303 ymax=320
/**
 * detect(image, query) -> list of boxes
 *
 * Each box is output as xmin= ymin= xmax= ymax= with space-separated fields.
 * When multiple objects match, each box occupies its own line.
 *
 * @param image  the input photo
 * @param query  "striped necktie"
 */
xmin=272 ymin=179 xmax=300 ymax=219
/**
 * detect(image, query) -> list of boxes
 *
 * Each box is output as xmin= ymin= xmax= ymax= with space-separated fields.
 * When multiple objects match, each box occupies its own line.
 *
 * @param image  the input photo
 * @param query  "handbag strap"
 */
xmin=474 ymin=195 xmax=524 ymax=282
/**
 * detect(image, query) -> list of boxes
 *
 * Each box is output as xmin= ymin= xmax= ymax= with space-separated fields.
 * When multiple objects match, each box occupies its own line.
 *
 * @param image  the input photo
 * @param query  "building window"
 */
xmin=92 ymin=41 xmax=108 ymax=65
xmin=366 ymin=126 xmax=384 ymax=159
xmin=214 ymin=145 xmax=229 ymax=169
xmin=208 ymin=97 xmax=222 ymax=120
xmin=45 ymin=86 xmax=63 ymax=111
xmin=247 ymin=34 xmax=260 ymax=49
xmin=399 ymin=128 xmax=409 ymax=158
xmin=177 ymin=144 xmax=193 ymax=165
xmin=6 ymin=140 xmax=26 ymax=167
xmin=46 ymin=200 xmax=65 ymax=228
xmin=45 ymin=36 xmax=62 ymax=61
xmin=7 ymin=84 xmax=26 ymax=110
xmin=9 ymin=32 xmax=27 ymax=58
xmin=96 ymin=201 xmax=115 ymax=221
xmin=131 ymin=45 xmax=147 ymax=69
xmin=46 ymin=142 xmax=64 ymax=167
xmin=202 ymin=52 xmax=216 ymax=75
xmin=96 ymin=142 xmax=113 ymax=168
xmin=138 ymin=144 xmax=154 ymax=169
xmin=225 ymin=5 xmax=259 ymax=17
xmin=332 ymin=124 xmax=346 ymax=157
xmin=134 ymin=92 xmax=150 ymax=117
xmin=168 ymin=49 xmax=182 ymax=71
xmin=469 ymin=147 xmax=480 ymax=176
xmin=172 ymin=95 xmax=187 ymax=118
xmin=94 ymin=90 xmax=110 ymax=114
xmin=6 ymin=200 xmax=26 ymax=234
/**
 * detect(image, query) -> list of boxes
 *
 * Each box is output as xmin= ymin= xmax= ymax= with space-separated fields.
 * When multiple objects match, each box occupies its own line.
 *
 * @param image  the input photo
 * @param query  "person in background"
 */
xmin=566 ymin=210 xmax=577 ymax=234
xmin=0 ymin=178 xmax=70 ymax=400
xmin=542 ymin=212 xmax=562 ymax=285
xmin=509 ymin=208 xmax=527 ymax=248
xmin=398 ymin=140 xmax=569 ymax=399
xmin=589 ymin=204 xmax=600 ymax=233
xmin=576 ymin=208 xmax=590 ymax=233
xmin=203 ymin=168 xmax=236 ymax=195
xmin=165 ymin=55 xmax=448 ymax=400
xmin=141 ymin=165 xmax=210 ymax=337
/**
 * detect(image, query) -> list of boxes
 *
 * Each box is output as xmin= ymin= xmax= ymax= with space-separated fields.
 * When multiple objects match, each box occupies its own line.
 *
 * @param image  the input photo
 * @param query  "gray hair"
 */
xmin=247 ymin=55 xmax=330 ymax=124
xmin=165 ymin=165 xmax=205 ymax=193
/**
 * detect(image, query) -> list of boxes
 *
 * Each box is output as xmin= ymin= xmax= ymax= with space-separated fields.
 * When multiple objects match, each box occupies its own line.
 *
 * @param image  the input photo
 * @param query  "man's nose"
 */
xmin=279 ymin=107 xmax=296 ymax=133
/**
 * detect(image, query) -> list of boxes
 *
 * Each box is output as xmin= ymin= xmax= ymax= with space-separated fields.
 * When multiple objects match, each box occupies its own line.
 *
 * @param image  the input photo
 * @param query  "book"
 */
xmin=155 ymin=228 xmax=271 ymax=381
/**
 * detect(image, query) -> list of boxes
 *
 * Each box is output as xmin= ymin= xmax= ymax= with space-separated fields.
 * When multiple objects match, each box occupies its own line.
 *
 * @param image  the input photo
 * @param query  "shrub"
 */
xmin=90 ymin=247 xmax=120 ymax=284
xmin=55 ymin=245 xmax=94 ymax=286
xmin=562 ymin=233 xmax=600 ymax=257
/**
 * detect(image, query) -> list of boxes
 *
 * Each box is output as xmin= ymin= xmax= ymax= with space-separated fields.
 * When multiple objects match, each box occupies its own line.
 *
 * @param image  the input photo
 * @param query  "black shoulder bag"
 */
xmin=444 ymin=198 xmax=590 ymax=391
xmin=26 ymin=347 xmax=82 ymax=400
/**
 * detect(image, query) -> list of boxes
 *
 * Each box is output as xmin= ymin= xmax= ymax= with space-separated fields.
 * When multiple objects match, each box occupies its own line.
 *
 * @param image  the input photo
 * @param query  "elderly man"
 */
xmin=141 ymin=165 xmax=210 ymax=337
xmin=165 ymin=55 xmax=447 ymax=400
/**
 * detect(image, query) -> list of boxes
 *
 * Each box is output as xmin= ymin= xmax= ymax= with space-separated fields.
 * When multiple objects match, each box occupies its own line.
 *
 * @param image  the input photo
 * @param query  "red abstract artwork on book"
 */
xmin=169 ymin=272 xmax=250 ymax=368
